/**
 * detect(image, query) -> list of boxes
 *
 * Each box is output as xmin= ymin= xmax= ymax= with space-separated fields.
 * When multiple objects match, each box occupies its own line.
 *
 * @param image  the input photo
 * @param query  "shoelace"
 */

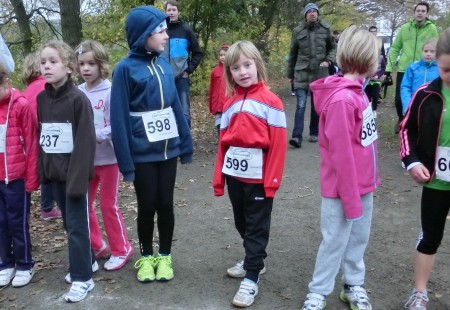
xmin=349 ymin=286 xmax=371 ymax=308
xmin=134 ymin=256 xmax=154 ymax=269
xmin=156 ymin=256 xmax=172 ymax=268
xmin=404 ymin=291 xmax=429 ymax=308
xmin=237 ymin=281 xmax=256 ymax=296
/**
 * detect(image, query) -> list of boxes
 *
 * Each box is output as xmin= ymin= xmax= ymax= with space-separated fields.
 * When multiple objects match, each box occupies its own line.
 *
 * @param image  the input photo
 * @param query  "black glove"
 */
xmin=384 ymin=71 xmax=391 ymax=77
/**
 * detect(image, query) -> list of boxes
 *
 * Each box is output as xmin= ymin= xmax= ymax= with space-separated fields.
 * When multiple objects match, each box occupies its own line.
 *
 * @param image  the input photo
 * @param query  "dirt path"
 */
xmin=0 ymin=87 xmax=449 ymax=309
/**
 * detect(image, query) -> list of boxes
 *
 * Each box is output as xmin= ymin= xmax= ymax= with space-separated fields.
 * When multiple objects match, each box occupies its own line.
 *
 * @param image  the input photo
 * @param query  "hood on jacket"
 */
xmin=125 ymin=6 xmax=168 ymax=57
xmin=310 ymin=75 xmax=365 ymax=115
xmin=79 ymin=79 xmax=111 ymax=93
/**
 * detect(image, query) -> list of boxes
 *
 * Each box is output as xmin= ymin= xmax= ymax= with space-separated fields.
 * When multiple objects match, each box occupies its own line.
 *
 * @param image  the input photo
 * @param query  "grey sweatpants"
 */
xmin=308 ymin=193 xmax=373 ymax=296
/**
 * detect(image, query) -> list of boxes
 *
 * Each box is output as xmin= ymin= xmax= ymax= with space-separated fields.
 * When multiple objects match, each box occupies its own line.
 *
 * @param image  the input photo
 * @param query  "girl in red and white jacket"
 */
xmin=213 ymin=40 xmax=287 ymax=308
xmin=0 ymin=61 xmax=39 ymax=288
xmin=208 ymin=44 xmax=230 ymax=136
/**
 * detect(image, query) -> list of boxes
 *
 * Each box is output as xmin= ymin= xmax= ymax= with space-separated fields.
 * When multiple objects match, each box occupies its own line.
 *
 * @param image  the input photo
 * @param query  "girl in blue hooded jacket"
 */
xmin=400 ymin=38 xmax=439 ymax=115
xmin=110 ymin=5 xmax=193 ymax=283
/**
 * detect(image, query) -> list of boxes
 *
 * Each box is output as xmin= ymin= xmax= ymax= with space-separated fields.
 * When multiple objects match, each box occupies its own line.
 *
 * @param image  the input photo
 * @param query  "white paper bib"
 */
xmin=141 ymin=107 xmax=179 ymax=142
xmin=361 ymin=105 xmax=378 ymax=147
xmin=435 ymin=146 xmax=450 ymax=182
xmin=222 ymin=147 xmax=263 ymax=179
xmin=40 ymin=123 xmax=73 ymax=153
xmin=0 ymin=124 xmax=6 ymax=153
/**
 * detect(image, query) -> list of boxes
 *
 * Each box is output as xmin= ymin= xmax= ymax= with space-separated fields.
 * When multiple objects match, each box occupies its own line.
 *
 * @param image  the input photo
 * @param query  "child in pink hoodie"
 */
xmin=300 ymin=26 xmax=381 ymax=310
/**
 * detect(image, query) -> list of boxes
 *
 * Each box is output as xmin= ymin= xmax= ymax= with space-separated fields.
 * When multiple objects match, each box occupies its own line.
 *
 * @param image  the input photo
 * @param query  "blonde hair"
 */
xmin=436 ymin=28 xmax=450 ymax=58
xmin=423 ymin=38 xmax=437 ymax=50
xmin=223 ymin=40 xmax=268 ymax=96
xmin=0 ymin=62 xmax=9 ymax=86
xmin=75 ymin=40 xmax=110 ymax=78
xmin=40 ymin=40 xmax=77 ymax=82
xmin=337 ymin=26 xmax=379 ymax=75
xmin=22 ymin=51 xmax=41 ymax=86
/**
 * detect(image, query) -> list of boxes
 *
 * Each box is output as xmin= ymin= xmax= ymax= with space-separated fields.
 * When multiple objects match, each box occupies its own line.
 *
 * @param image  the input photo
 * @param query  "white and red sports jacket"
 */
xmin=213 ymin=81 xmax=287 ymax=198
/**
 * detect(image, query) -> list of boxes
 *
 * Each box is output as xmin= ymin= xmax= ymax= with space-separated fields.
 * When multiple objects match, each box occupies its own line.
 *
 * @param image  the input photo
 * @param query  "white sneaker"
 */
xmin=104 ymin=247 xmax=134 ymax=271
xmin=65 ymin=261 xmax=99 ymax=284
xmin=302 ymin=293 xmax=326 ymax=310
xmin=232 ymin=279 xmax=259 ymax=307
xmin=64 ymin=279 xmax=95 ymax=303
xmin=227 ymin=260 xmax=266 ymax=278
xmin=0 ymin=268 xmax=15 ymax=286
xmin=12 ymin=267 xmax=35 ymax=287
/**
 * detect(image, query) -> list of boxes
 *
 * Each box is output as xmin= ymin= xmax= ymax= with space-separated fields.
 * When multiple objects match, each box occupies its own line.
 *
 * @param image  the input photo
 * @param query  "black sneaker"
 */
xmin=289 ymin=137 xmax=301 ymax=148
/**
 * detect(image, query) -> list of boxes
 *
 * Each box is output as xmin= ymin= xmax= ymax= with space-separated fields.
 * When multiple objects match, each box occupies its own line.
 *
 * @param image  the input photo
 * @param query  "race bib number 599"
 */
xmin=222 ymin=147 xmax=263 ymax=179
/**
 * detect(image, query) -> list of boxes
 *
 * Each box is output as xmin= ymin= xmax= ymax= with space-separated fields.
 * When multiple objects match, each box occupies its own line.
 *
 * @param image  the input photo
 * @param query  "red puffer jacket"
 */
xmin=0 ymin=87 xmax=39 ymax=191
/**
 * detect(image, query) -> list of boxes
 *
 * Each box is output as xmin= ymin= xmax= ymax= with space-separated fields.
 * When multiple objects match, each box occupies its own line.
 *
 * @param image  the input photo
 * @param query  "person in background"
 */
xmin=22 ymin=51 xmax=61 ymax=221
xmin=163 ymin=0 xmax=203 ymax=129
xmin=76 ymin=40 xmax=133 ymax=271
xmin=287 ymin=2 xmax=336 ymax=148
xmin=400 ymin=38 xmax=439 ymax=115
xmin=365 ymin=27 xmax=386 ymax=119
xmin=209 ymin=44 xmax=230 ymax=137
xmin=384 ymin=1 xmax=438 ymax=133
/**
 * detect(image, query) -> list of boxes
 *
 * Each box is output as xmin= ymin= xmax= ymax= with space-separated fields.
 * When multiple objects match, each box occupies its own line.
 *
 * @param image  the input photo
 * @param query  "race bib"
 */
xmin=141 ymin=107 xmax=179 ymax=142
xmin=40 ymin=123 xmax=73 ymax=153
xmin=435 ymin=146 xmax=450 ymax=182
xmin=0 ymin=124 xmax=6 ymax=153
xmin=361 ymin=105 xmax=378 ymax=147
xmin=222 ymin=147 xmax=263 ymax=179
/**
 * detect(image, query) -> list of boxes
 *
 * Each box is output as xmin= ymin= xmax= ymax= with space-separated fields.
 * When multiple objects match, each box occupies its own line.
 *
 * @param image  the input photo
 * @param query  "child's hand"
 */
xmin=409 ymin=164 xmax=430 ymax=183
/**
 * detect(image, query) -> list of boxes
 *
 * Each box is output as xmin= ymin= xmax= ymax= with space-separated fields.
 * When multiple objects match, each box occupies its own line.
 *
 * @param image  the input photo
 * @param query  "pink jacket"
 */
xmin=22 ymin=75 xmax=46 ymax=115
xmin=310 ymin=75 xmax=380 ymax=219
xmin=0 ymin=88 xmax=39 ymax=191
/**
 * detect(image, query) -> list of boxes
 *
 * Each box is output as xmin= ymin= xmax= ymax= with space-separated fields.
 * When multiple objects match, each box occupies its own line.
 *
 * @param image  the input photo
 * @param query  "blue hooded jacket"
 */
xmin=111 ymin=6 xmax=193 ymax=181
xmin=400 ymin=59 xmax=439 ymax=115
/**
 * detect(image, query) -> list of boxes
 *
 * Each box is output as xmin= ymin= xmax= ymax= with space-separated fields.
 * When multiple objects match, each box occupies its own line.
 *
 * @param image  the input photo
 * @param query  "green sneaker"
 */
xmin=134 ymin=256 xmax=155 ymax=283
xmin=155 ymin=255 xmax=174 ymax=281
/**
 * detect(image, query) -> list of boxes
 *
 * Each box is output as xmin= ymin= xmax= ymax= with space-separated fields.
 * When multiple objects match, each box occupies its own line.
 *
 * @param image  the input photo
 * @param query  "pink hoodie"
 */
xmin=310 ymin=75 xmax=380 ymax=220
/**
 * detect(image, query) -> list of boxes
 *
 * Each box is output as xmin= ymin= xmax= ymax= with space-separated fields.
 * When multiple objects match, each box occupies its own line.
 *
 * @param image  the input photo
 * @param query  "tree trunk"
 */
xmin=58 ymin=0 xmax=83 ymax=48
xmin=9 ymin=0 xmax=33 ymax=55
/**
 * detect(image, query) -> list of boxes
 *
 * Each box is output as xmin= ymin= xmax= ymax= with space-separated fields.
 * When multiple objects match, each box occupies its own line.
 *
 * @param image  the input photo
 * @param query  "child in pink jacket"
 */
xmin=0 ymin=61 xmax=39 ymax=288
xmin=300 ymin=26 xmax=381 ymax=310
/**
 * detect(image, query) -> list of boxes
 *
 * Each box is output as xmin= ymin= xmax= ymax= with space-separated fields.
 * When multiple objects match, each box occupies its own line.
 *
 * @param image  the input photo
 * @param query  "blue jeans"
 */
xmin=40 ymin=182 xmax=55 ymax=212
xmin=175 ymin=77 xmax=191 ymax=128
xmin=292 ymin=89 xmax=319 ymax=139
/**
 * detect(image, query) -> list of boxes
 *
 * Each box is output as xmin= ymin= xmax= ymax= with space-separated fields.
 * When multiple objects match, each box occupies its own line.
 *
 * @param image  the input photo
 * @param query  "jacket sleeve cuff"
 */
xmin=122 ymin=171 xmax=135 ymax=182
xmin=180 ymin=154 xmax=193 ymax=164
xmin=214 ymin=187 xmax=224 ymax=196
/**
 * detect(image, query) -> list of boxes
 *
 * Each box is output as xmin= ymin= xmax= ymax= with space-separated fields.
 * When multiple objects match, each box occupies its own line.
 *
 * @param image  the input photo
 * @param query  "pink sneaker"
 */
xmin=104 ymin=247 xmax=134 ymax=271
xmin=95 ymin=241 xmax=111 ymax=260
xmin=40 ymin=208 xmax=62 ymax=221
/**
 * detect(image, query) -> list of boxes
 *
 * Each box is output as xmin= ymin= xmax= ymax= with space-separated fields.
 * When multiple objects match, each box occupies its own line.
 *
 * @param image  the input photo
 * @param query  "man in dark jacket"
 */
xmin=163 ymin=0 xmax=203 ymax=129
xmin=287 ymin=3 xmax=336 ymax=148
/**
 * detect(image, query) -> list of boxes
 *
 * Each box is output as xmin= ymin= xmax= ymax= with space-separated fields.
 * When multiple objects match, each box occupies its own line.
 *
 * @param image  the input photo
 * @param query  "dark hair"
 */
xmin=369 ymin=26 xmax=377 ymax=31
xmin=436 ymin=27 xmax=450 ymax=58
xmin=164 ymin=0 xmax=180 ymax=10
xmin=414 ymin=1 xmax=429 ymax=12
xmin=333 ymin=30 xmax=340 ymax=35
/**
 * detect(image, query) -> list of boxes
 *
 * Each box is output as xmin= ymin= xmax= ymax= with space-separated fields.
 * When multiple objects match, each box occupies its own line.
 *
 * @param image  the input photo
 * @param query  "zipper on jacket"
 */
xmin=149 ymin=58 xmax=169 ymax=160
xmin=426 ymin=91 xmax=445 ymax=181
xmin=3 ymin=89 xmax=13 ymax=185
